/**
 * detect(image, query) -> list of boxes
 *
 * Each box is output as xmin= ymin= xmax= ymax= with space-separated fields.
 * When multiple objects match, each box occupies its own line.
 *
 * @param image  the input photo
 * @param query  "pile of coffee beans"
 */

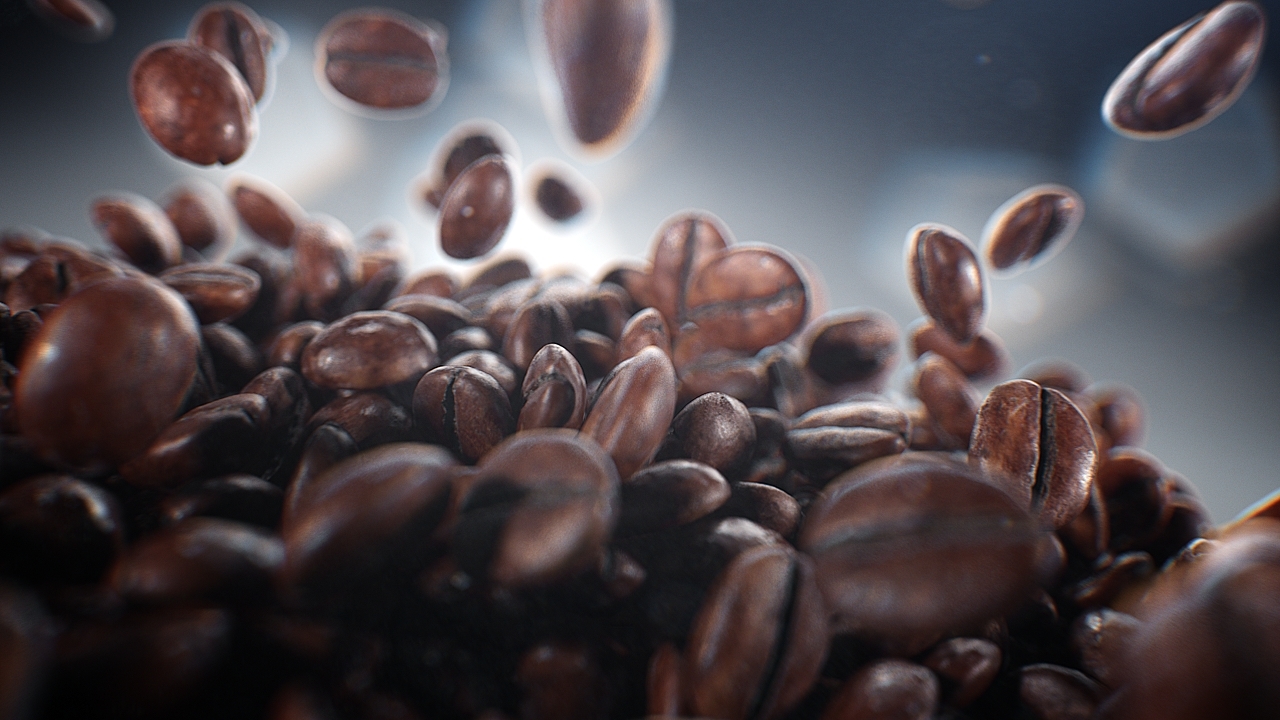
xmin=2 ymin=2 xmax=1278 ymax=720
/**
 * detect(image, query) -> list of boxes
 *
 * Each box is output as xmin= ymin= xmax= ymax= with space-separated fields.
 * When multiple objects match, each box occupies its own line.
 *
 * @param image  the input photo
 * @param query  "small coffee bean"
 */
xmin=1083 ymin=382 xmax=1146 ymax=450
xmin=228 ymin=175 xmax=306 ymax=249
xmin=399 ymin=269 xmax=459 ymax=299
xmin=3 ymin=242 xmax=122 ymax=312
xmin=418 ymin=122 xmax=515 ymax=209
xmin=617 ymin=459 xmax=730 ymax=536
xmin=0 ymin=475 xmax=124 ymax=584
xmin=616 ymin=307 xmax=671 ymax=362
xmin=161 ymin=263 xmax=262 ymax=324
xmin=804 ymin=309 xmax=901 ymax=388
xmin=662 ymin=391 xmax=755 ymax=475
xmin=91 ymin=193 xmax=182 ymax=273
xmin=532 ymin=173 xmax=585 ymax=223
xmin=301 ymin=311 xmax=437 ymax=390
xmin=412 ymin=366 xmax=514 ymax=463
xmin=188 ymin=2 xmax=275 ymax=102
xmin=518 ymin=343 xmax=587 ymax=431
xmin=1103 ymin=1 xmax=1266 ymax=139
xmin=294 ymin=215 xmax=361 ymax=321
xmin=501 ymin=298 xmax=574 ymax=371
xmin=120 ymin=393 xmax=270 ymax=489
xmin=981 ymin=184 xmax=1084 ymax=275
xmin=26 ymin=0 xmax=114 ymax=42
xmin=317 ymin=9 xmax=448 ymax=112
xmin=820 ymin=659 xmax=939 ymax=720
xmin=719 ymin=482 xmax=801 ymax=538
xmin=539 ymin=0 xmax=672 ymax=153
xmin=646 ymin=210 xmax=732 ymax=327
xmin=912 ymin=352 xmax=980 ymax=448
xmin=266 ymin=321 xmax=325 ymax=370
xmin=786 ymin=400 xmax=911 ymax=481
xmin=448 ymin=349 xmax=519 ymax=397
xmin=922 ymin=637 xmax=1001 ymax=708
xmin=439 ymin=326 xmax=494 ymax=359
xmin=1071 ymin=608 xmax=1140 ymax=689
xmin=905 ymin=223 xmax=986 ymax=344
xmin=130 ymin=41 xmax=257 ymax=165
xmin=159 ymin=475 xmax=284 ymax=529
xmin=308 ymin=392 xmax=413 ymax=450
xmin=163 ymin=179 xmax=237 ymax=260
xmin=1019 ymin=664 xmax=1103 ymax=720
xmin=908 ymin=318 xmax=1009 ymax=381
xmin=969 ymin=379 xmax=1098 ymax=529
xmin=438 ymin=156 xmax=515 ymax=260
xmin=580 ymin=346 xmax=677 ymax=479
xmin=685 ymin=246 xmax=808 ymax=353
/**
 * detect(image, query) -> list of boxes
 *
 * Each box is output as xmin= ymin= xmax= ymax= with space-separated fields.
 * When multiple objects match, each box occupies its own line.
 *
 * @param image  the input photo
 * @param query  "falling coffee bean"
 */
xmin=26 ymin=0 xmax=114 ymax=42
xmin=188 ymin=2 xmax=276 ymax=102
xmin=163 ymin=178 xmax=237 ymax=260
xmin=981 ymin=184 xmax=1084 ymax=275
xmin=228 ymin=174 xmax=306 ymax=250
xmin=438 ymin=155 xmax=515 ymax=260
xmin=905 ymin=223 xmax=986 ymax=345
xmin=317 ymin=8 xmax=449 ymax=112
xmin=91 ymin=193 xmax=183 ymax=274
xmin=531 ymin=169 xmax=586 ymax=223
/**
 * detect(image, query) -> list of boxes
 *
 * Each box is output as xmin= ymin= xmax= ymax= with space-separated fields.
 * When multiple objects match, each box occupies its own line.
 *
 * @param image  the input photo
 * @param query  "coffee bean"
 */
xmin=188 ymin=2 xmax=275 ymax=103
xmin=90 ymin=193 xmax=183 ymax=274
xmin=1070 ymin=608 xmax=1140 ymax=689
xmin=617 ymin=459 xmax=729 ymax=536
xmin=266 ymin=321 xmax=325 ymax=370
xmin=159 ymin=475 xmax=284 ymax=529
xmin=399 ymin=269 xmax=459 ymax=299
xmin=0 ymin=474 xmax=124 ymax=584
xmin=418 ymin=122 xmax=517 ymax=209
xmin=518 ymin=343 xmax=588 ymax=431
xmin=1083 ymin=382 xmax=1146 ymax=451
xmin=130 ymin=41 xmax=257 ymax=165
xmin=308 ymin=392 xmax=413 ymax=450
xmin=465 ymin=254 xmax=533 ymax=294
xmin=981 ymin=184 xmax=1084 ymax=275
xmin=317 ymin=9 xmax=448 ymax=112
xmin=448 ymin=349 xmax=519 ymax=397
xmin=161 ymin=263 xmax=262 ymax=324
xmin=685 ymin=246 xmax=808 ymax=353
xmin=26 ymin=0 xmax=114 ymax=42
xmin=1103 ymin=1 xmax=1266 ymax=139
xmin=646 ymin=210 xmax=732 ymax=327
xmin=922 ymin=637 xmax=1001 ymax=708
xmin=163 ymin=179 xmax=237 ymax=260
xmin=293 ymin=215 xmax=359 ymax=321
xmin=203 ymin=322 xmax=265 ymax=393
xmin=720 ymin=482 xmax=801 ymax=538
xmin=820 ymin=659 xmax=939 ymax=720
xmin=905 ymin=223 xmax=986 ymax=344
xmin=580 ymin=346 xmax=677 ymax=479
xmin=532 ymin=172 xmax=585 ymax=223
xmin=501 ymin=298 xmax=574 ymax=372
xmin=301 ymin=311 xmax=437 ymax=390
xmin=970 ymin=379 xmax=1099 ymax=529
xmin=804 ymin=309 xmax=901 ymax=389
xmin=661 ymin=391 xmax=755 ymax=475
xmin=912 ymin=352 xmax=980 ymax=448
xmin=538 ymin=0 xmax=672 ymax=154
xmin=1019 ymin=664 xmax=1103 ymax=720
xmin=617 ymin=307 xmax=672 ymax=362
xmin=438 ymin=156 xmax=515 ymax=260
xmin=646 ymin=642 xmax=683 ymax=717
xmin=282 ymin=423 xmax=358 ymax=528
xmin=384 ymin=294 xmax=472 ymax=341
xmin=1019 ymin=358 xmax=1092 ymax=394
xmin=785 ymin=400 xmax=910 ymax=482
xmin=3 ymin=241 xmax=121 ymax=312
xmin=228 ymin=175 xmax=306 ymax=249
xmin=120 ymin=393 xmax=270 ymax=489
xmin=908 ymin=317 xmax=1009 ymax=381
xmin=570 ymin=329 xmax=616 ymax=380
xmin=412 ymin=366 xmax=514 ymax=463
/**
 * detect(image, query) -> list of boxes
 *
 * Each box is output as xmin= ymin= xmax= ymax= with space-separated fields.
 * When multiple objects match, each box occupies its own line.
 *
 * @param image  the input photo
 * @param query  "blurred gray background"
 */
xmin=2 ymin=0 xmax=1278 ymax=522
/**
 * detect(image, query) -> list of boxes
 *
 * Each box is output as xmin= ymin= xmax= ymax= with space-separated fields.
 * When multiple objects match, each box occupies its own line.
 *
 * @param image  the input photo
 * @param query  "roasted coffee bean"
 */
xmin=518 ymin=343 xmax=587 ymax=431
xmin=412 ymin=366 xmax=514 ymax=463
xmin=465 ymin=254 xmax=533 ymax=294
xmin=922 ymin=637 xmax=1001 ymax=708
xmin=301 ymin=311 xmax=437 ymax=390
xmin=437 ymin=326 xmax=492 ymax=360
xmin=229 ymin=175 xmax=306 ymax=249
xmin=646 ymin=642 xmax=683 ymax=717
xmin=905 ymin=224 xmax=986 ymax=344
xmin=617 ymin=306 xmax=671 ymax=362
xmin=110 ymin=517 xmax=283 ymax=607
xmin=570 ymin=329 xmax=616 ymax=380
xmin=821 ymin=659 xmax=938 ymax=720
xmin=0 ymin=583 xmax=53 ymax=720
xmin=786 ymin=400 xmax=910 ymax=482
xmin=447 ymin=349 xmax=519 ymax=397
xmin=580 ymin=346 xmax=677 ymax=479
xmin=799 ymin=454 xmax=1048 ymax=654
xmin=189 ymin=2 xmax=275 ymax=102
xmin=163 ymin=179 xmax=237 ymax=260
xmin=1020 ymin=664 xmax=1103 ymax=720
xmin=1084 ymin=382 xmax=1146 ymax=450
xmin=26 ymin=0 xmax=115 ymax=42
xmin=3 ymin=242 xmax=122 ymax=312
xmin=16 ymin=275 xmax=199 ymax=471
xmin=1019 ymin=358 xmax=1093 ymax=395
xmin=452 ymin=430 xmax=618 ymax=588
xmin=684 ymin=544 xmax=827 ymax=720
xmin=970 ymin=379 xmax=1098 ymax=529
xmin=804 ymin=309 xmax=901 ymax=388
xmin=1096 ymin=448 xmax=1173 ymax=554
xmin=399 ymin=268 xmax=459 ymax=299
xmin=532 ymin=172 xmax=585 ymax=223
xmin=130 ymin=41 xmax=257 ymax=165
xmin=203 ymin=322 xmax=265 ymax=392
xmin=1069 ymin=550 xmax=1154 ymax=609
xmin=661 ymin=391 xmax=755 ymax=475
xmin=538 ymin=0 xmax=672 ymax=154
xmin=908 ymin=318 xmax=1009 ymax=381
xmin=720 ymin=482 xmax=801 ymax=538
xmin=685 ymin=246 xmax=808 ymax=353
xmin=1060 ymin=483 xmax=1111 ymax=561
xmin=242 ymin=364 xmax=310 ymax=435
xmin=617 ymin=459 xmax=729 ymax=536
xmin=502 ymin=298 xmax=574 ymax=372
xmin=266 ymin=321 xmax=325 ymax=369
xmin=418 ymin=122 xmax=516 ymax=209
xmin=646 ymin=211 xmax=732 ymax=327
xmin=294 ymin=215 xmax=359 ymax=321
xmin=678 ymin=349 xmax=771 ymax=410
xmin=1103 ymin=1 xmax=1266 ymax=139
xmin=1070 ymin=608 xmax=1140 ymax=689
xmin=383 ymin=294 xmax=471 ymax=341
xmin=121 ymin=393 xmax=270 ymax=489
xmin=308 ymin=392 xmax=413 ymax=450
xmin=281 ymin=443 xmax=456 ymax=600
xmin=438 ymin=156 xmax=515 ymax=260
xmin=0 ymin=475 xmax=124 ymax=584
xmin=91 ymin=193 xmax=182 ymax=273
xmin=317 ymin=9 xmax=448 ymax=112
xmin=912 ymin=352 xmax=980 ymax=448
xmin=282 ymin=423 xmax=358 ymax=527
xmin=981 ymin=184 xmax=1084 ymax=275
xmin=515 ymin=642 xmax=606 ymax=720
xmin=231 ymin=250 xmax=293 ymax=340
xmin=159 ymin=475 xmax=284 ymax=529
xmin=161 ymin=263 xmax=262 ymax=324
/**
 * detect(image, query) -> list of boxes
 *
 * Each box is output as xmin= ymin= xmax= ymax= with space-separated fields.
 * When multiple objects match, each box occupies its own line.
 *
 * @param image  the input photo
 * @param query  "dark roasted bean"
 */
xmin=3 ymin=241 xmax=121 ymax=312
xmin=981 ymin=184 xmax=1084 ymax=275
xmin=27 ymin=0 xmax=114 ymax=42
xmin=1096 ymin=448 xmax=1173 ymax=554
xmin=820 ymin=659 xmax=938 ymax=720
xmin=646 ymin=642 xmax=683 ymax=717
xmin=267 ymin=321 xmax=325 ymax=369
xmin=515 ymin=642 xmax=606 ymax=720
xmin=678 ymin=349 xmax=771 ymax=409
xmin=188 ymin=2 xmax=275 ymax=102
xmin=532 ymin=172 xmax=585 ymax=223
xmin=439 ymin=326 xmax=494 ymax=359
xmin=465 ymin=254 xmax=533 ymax=293
xmin=1020 ymin=664 xmax=1103 ymax=720
xmin=1070 ymin=551 xmax=1154 ymax=609
xmin=203 ymin=322 xmax=265 ymax=392
xmin=1103 ymin=1 xmax=1266 ymax=139
xmin=15 ymin=276 xmax=199 ymax=471
xmin=580 ymin=346 xmax=677 ymax=479
xmin=163 ymin=178 xmax=237 ymax=260
xmin=438 ymin=156 xmax=515 ymax=260
xmin=805 ymin=309 xmax=901 ymax=388
xmin=685 ymin=246 xmax=808 ymax=353
xmin=786 ymin=400 xmax=910 ymax=482
xmin=317 ymin=9 xmax=448 ymax=112
xmin=0 ymin=475 xmax=124 ymax=584
xmin=412 ymin=366 xmax=514 ymax=463
xmin=908 ymin=317 xmax=1009 ymax=381
xmin=905 ymin=223 xmax=986 ymax=344
xmin=571 ymin=329 xmax=616 ymax=380
xmin=518 ymin=343 xmax=587 ymax=431
xmin=1084 ymin=382 xmax=1146 ymax=450
xmin=159 ymin=475 xmax=284 ymax=529
xmin=418 ymin=122 xmax=515 ymax=209
xmin=448 ymin=349 xmax=519 ymax=397
xmin=229 ymin=175 xmax=306 ymax=249
xmin=922 ymin=637 xmax=1001 ymax=708
xmin=301 ymin=311 xmax=437 ymax=390
xmin=1070 ymin=608 xmax=1140 ymax=689
xmin=618 ymin=459 xmax=729 ymax=536
xmin=0 ymin=584 xmax=53 ymax=720
xmin=399 ymin=268 xmax=459 ymax=298
xmin=161 ymin=263 xmax=262 ymax=324
xmin=646 ymin=210 xmax=732 ymax=327
xmin=617 ymin=306 xmax=672 ymax=362
xmin=121 ymin=393 xmax=270 ymax=489
xmin=294 ymin=215 xmax=359 ymax=321
xmin=91 ymin=193 xmax=182 ymax=273
xmin=662 ymin=391 xmax=755 ymax=475
xmin=282 ymin=423 xmax=358 ymax=528
xmin=130 ymin=41 xmax=257 ymax=165
xmin=308 ymin=392 xmax=413 ymax=450
xmin=384 ymin=294 xmax=471 ymax=341
xmin=1019 ymin=358 xmax=1093 ymax=394
xmin=912 ymin=352 xmax=980 ymax=448
xmin=720 ymin=482 xmax=800 ymax=538
xmin=501 ymin=297 xmax=573 ymax=371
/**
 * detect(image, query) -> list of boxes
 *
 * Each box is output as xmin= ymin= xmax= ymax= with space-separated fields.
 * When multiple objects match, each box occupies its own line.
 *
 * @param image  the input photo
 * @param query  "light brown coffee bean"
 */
xmin=91 ymin=193 xmax=182 ymax=273
xmin=163 ymin=179 xmax=237 ymax=259
xmin=188 ymin=2 xmax=275 ymax=102
xmin=438 ymin=156 xmax=515 ymax=260
xmin=820 ymin=659 xmax=939 ymax=720
xmin=317 ymin=9 xmax=448 ymax=112
xmin=228 ymin=175 xmax=306 ymax=249
xmin=616 ymin=307 xmax=672 ymax=362
xmin=580 ymin=346 xmax=677 ymax=479
xmin=293 ymin=215 xmax=359 ymax=321
xmin=905 ymin=223 xmax=986 ymax=344
xmin=646 ymin=210 xmax=732 ymax=327
xmin=160 ymin=263 xmax=262 ymax=324
xmin=981 ymin=184 xmax=1084 ymax=275
xmin=685 ymin=246 xmax=808 ymax=353
xmin=912 ymin=352 xmax=980 ymax=448
xmin=518 ymin=343 xmax=588 ymax=431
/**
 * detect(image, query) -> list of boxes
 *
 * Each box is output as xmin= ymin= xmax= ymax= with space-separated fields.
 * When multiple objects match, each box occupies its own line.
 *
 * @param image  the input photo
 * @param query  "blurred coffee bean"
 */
xmin=1084 ymin=382 xmax=1146 ymax=450
xmin=3 ymin=242 xmax=121 ymax=312
xmin=580 ymin=346 xmax=677 ymax=479
xmin=1020 ymin=664 xmax=1103 ymax=720
xmin=786 ymin=400 xmax=910 ymax=482
xmin=1096 ymin=448 xmax=1173 ymax=554
xmin=502 ymin=298 xmax=573 ymax=372
xmin=684 ymin=544 xmax=827 ymax=720
xmin=25 ymin=0 xmax=115 ymax=42
xmin=908 ymin=318 xmax=1009 ymax=381
xmin=384 ymin=294 xmax=471 ymax=341
xmin=1019 ymin=358 xmax=1093 ymax=395
xmin=617 ymin=459 xmax=729 ymax=536
xmin=799 ymin=454 xmax=1047 ymax=654
xmin=203 ymin=322 xmax=265 ymax=392
xmin=805 ymin=309 xmax=901 ymax=388
xmin=646 ymin=642 xmax=683 ymax=717
xmin=820 ymin=659 xmax=939 ymax=720
xmin=685 ymin=246 xmax=808 ymax=353
xmin=267 ymin=321 xmax=325 ymax=369
xmin=912 ymin=352 xmax=980 ymax=448
xmin=515 ymin=642 xmax=606 ymax=720
xmin=531 ymin=173 xmax=585 ymax=223
xmin=981 ymin=184 xmax=1084 ymax=275
xmin=0 ymin=583 xmax=53 ymax=720
xmin=413 ymin=366 xmax=514 ymax=463
xmin=308 ymin=393 xmax=413 ymax=450
xmin=970 ymin=379 xmax=1098 ymax=529
xmin=1071 ymin=550 xmax=1154 ymax=610
xmin=449 ymin=349 xmax=519 ymax=397
xmin=660 ymin=392 xmax=755 ymax=475
xmin=90 ymin=193 xmax=182 ymax=273
xmin=678 ymin=349 xmax=771 ymax=410
xmin=570 ymin=329 xmax=616 ymax=380
xmin=616 ymin=307 xmax=671 ymax=362
xmin=922 ymin=637 xmax=1001 ymax=708
xmin=3 ymin=310 xmax=40 ymax=365
xmin=646 ymin=211 xmax=731 ymax=327
xmin=282 ymin=423 xmax=358 ymax=527
xmin=110 ymin=517 xmax=283 ymax=607
xmin=439 ymin=326 xmax=494 ymax=359
xmin=161 ymin=263 xmax=261 ymax=324
xmin=317 ymin=9 xmax=448 ymax=112
xmin=0 ymin=475 xmax=124 ymax=585
xmin=719 ymin=482 xmax=800 ymax=538
xmin=231 ymin=250 xmax=293 ymax=340
xmin=538 ymin=0 xmax=672 ymax=154
xmin=229 ymin=175 xmax=306 ymax=249
xmin=159 ymin=475 xmax=284 ymax=529
xmin=294 ymin=216 xmax=359 ymax=321
xmin=163 ymin=179 xmax=237 ymax=260
xmin=453 ymin=430 xmax=618 ymax=588
xmin=130 ymin=41 xmax=257 ymax=165
xmin=16 ymin=276 xmax=199 ymax=471
xmin=189 ymin=2 xmax=275 ymax=102
xmin=465 ymin=254 xmax=533 ymax=294
xmin=905 ymin=223 xmax=986 ymax=344
xmin=1071 ymin=608 xmax=1140 ymax=689
xmin=1103 ymin=1 xmax=1266 ymax=139
xmin=399 ymin=269 xmax=458 ymax=299
xmin=301 ymin=311 xmax=437 ymax=390
xmin=438 ymin=156 xmax=515 ymax=260
xmin=121 ymin=393 xmax=270 ymax=489
xmin=418 ymin=122 xmax=516 ymax=209
xmin=517 ymin=343 xmax=587 ymax=431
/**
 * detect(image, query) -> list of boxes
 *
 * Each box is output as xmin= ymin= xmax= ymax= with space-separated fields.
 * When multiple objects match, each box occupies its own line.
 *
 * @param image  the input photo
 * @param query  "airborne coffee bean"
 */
xmin=438 ymin=155 xmax=515 ymax=260
xmin=27 ymin=0 xmax=115 ymax=42
xmin=188 ymin=2 xmax=276 ymax=103
xmin=91 ymin=193 xmax=183 ymax=274
xmin=228 ymin=175 xmax=306 ymax=249
xmin=906 ymin=223 xmax=986 ymax=345
xmin=981 ymin=184 xmax=1084 ymax=275
xmin=317 ymin=9 xmax=449 ymax=112
xmin=163 ymin=179 xmax=237 ymax=259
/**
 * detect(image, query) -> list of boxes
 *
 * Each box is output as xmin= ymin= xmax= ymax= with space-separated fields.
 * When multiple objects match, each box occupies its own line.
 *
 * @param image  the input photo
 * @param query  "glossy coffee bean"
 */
xmin=130 ymin=41 xmax=257 ymax=166
xmin=161 ymin=263 xmax=262 ymax=324
xmin=720 ymin=482 xmax=801 ymax=538
xmin=412 ymin=366 xmax=514 ymax=463
xmin=448 ymin=349 xmax=519 ymax=397
xmin=805 ymin=309 xmax=901 ymax=388
xmin=189 ymin=2 xmax=275 ymax=102
xmin=3 ymin=242 xmax=121 ymax=312
xmin=820 ymin=659 xmax=939 ymax=720
xmin=502 ymin=298 xmax=574 ymax=371
xmin=617 ymin=459 xmax=730 ymax=536
xmin=16 ymin=276 xmax=199 ymax=471
xmin=905 ymin=223 xmax=986 ymax=344
xmin=908 ymin=318 xmax=1009 ymax=381
xmin=301 ymin=311 xmax=437 ymax=390
xmin=453 ymin=430 xmax=618 ymax=587
xmin=282 ymin=423 xmax=358 ymax=527
xmin=580 ymin=346 xmax=677 ymax=479
xmin=539 ymin=0 xmax=672 ymax=154
xmin=646 ymin=210 xmax=732 ymax=327
xmin=27 ymin=0 xmax=114 ymax=42
xmin=518 ymin=343 xmax=587 ymax=431
xmin=912 ymin=352 xmax=980 ymax=447
xmin=981 ymin=184 xmax=1084 ymax=275
xmin=662 ymin=391 xmax=755 ymax=475
xmin=163 ymin=179 xmax=237 ymax=259
xmin=159 ymin=475 xmax=284 ymax=529
xmin=684 ymin=544 xmax=827 ymax=720
xmin=317 ymin=9 xmax=448 ymax=111
xmin=799 ymin=454 xmax=1047 ymax=654
xmin=91 ymin=193 xmax=182 ymax=274
xmin=229 ymin=175 xmax=306 ymax=249
xmin=970 ymin=379 xmax=1098 ymax=529
xmin=616 ymin=307 xmax=672 ymax=362
xmin=383 ymin=294 xmax=471 ymax=341
xmin=438 ymin=156 xmax=515 ymax=260
xmin=1020 ymin=664 xmax=1103 ymax=720
xmin=294 ymin=215 xmax=359 ymax=321
xmin=921 ymin=637 xmax=1001 ymax=708
xmin=121 ymin=393 xmax=270 ymax=489
xmin=308 ymin=393 xmax=413 ymax=450
xmin=685 ymin=246 xmax=808 ymax=353
xmin=786 ymin=400 xmax=911 ymax=482
xmin=0 ymin=475 xmax=124 ymax=584
xmin=1070 ymin=608 xmax=1140 ymax=689
xmin=266 ymin=321 xmax=324 ymax=369
xmin=418 ymin=122 xmax=515 ymax=209
xmin=1103 ymin=1 xmax=1266 ymax=139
